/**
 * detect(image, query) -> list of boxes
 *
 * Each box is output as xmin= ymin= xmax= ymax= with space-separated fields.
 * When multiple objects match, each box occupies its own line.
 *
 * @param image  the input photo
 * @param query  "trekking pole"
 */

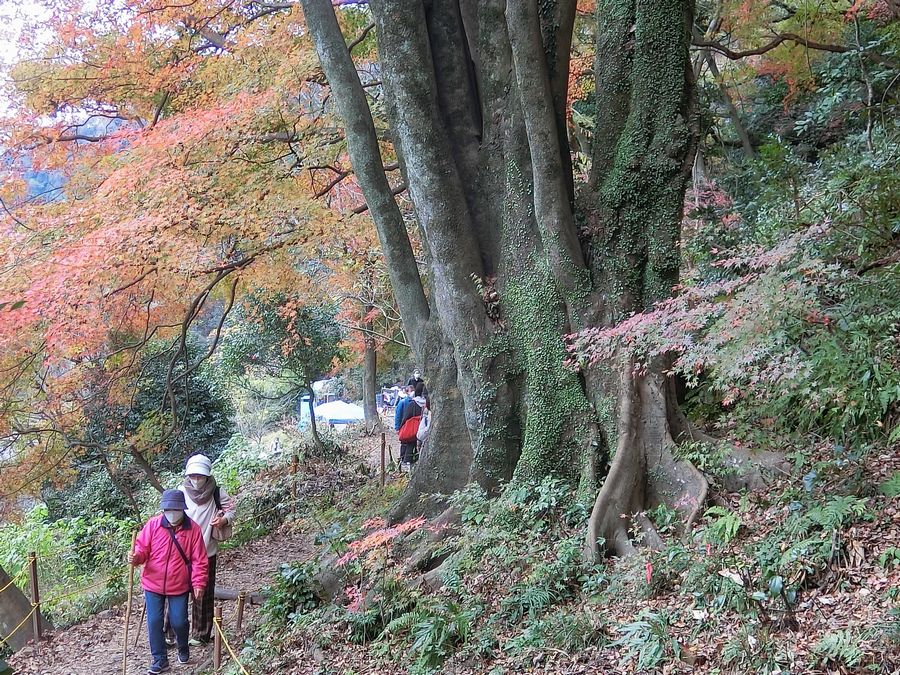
xmin=122 ymin=531 xmax=137 ymax=675
xmin=134 ymin=602 xmax=146 ymax=647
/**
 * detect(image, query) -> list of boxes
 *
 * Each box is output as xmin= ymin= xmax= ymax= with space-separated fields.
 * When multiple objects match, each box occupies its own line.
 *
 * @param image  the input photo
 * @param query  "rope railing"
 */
xmin=41 ymin=574 xmax=117 ymax=606
xmin=0 ymin=568 xmax=28 ymax=596
xmin=41 ymin=537 xmax=129 ymax=560
xmin=7 ymin=508 xmax=277 ymax=667
xmin=213 ymin=613 xmax=253 ymax=675
xmin=0 ymin=603 xmax=37 ymax=646
xmin=0 ymin=549 xmax=119 ymax=650
xmin=9 ymin=548 xmax=257 ymax=675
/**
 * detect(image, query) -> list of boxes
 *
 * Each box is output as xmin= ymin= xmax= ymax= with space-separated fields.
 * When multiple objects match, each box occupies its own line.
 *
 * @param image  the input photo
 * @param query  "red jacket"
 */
xmin=132 ymin=514 xmax=209 ymax=596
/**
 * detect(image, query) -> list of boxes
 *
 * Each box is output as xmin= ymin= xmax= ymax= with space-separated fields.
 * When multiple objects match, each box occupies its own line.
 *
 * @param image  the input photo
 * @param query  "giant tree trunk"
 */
xmin=301 ymin=0 xmax=707 ymax=556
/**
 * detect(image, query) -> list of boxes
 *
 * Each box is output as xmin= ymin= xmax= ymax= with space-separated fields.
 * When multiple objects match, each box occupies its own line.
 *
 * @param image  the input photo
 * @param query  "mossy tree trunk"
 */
xmin=301 ymin=0 xmax=708 ymax=556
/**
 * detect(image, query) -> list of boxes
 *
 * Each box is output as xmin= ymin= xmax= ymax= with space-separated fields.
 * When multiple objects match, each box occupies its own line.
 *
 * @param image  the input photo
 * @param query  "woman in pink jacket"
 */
xmin=128 ymin=490 xmax=209 ymax=674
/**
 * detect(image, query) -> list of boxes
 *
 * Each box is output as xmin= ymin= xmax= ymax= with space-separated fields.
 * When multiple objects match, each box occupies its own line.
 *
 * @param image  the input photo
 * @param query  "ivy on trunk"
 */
xmin=300 ymin=0 xmax=707 ymax=557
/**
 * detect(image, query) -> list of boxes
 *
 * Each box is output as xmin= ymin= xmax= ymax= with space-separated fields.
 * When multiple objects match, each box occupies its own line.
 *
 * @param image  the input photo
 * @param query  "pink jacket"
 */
xmin=132 ymin=514 xmax=209 ymax=596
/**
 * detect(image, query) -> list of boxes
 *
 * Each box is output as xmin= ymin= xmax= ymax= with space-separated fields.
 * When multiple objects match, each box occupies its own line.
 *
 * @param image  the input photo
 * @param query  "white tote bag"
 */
xmin=416 ymin=411 xmax=431 ymax=441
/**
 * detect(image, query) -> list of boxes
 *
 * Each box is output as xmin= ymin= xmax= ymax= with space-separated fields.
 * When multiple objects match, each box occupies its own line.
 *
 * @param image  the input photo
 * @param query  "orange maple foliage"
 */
xmin=0 ymin=0 xmax=394 ymax=505
xmin=715 ymin=0 xmax=852 ymax=94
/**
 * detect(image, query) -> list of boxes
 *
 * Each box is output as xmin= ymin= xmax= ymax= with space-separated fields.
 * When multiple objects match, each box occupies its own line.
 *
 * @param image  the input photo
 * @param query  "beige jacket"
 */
xmin=178 ymin=484 xmax=235 ymax=557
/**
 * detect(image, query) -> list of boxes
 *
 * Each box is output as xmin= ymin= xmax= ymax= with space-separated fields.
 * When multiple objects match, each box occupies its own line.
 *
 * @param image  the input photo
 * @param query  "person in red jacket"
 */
xmin=128 ymin=490 xmax=209 ymax=674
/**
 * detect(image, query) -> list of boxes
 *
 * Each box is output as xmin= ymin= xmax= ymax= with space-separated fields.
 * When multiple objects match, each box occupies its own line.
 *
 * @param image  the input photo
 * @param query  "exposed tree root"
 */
xmin=587 ymin=368 xmax=709 ymax=559
xmin=403 ymin=506 xmax=461 ymax=573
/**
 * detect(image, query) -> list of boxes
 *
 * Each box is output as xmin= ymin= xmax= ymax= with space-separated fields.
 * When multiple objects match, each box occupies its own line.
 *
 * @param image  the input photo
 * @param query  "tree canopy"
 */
xmin=0 ymin=0 xmax=398 ymax=507
xmin=0 ymin=0 xmax=897 ymax=550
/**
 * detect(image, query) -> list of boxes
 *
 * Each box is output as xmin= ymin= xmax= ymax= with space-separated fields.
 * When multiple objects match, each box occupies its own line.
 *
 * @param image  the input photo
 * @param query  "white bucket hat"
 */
xmin=185 ymin=454 xmax=212 ymax=476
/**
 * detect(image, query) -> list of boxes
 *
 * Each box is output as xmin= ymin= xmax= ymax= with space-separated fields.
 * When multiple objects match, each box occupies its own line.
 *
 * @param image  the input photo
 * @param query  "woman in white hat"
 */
xmin=177 ymin=453 xmax=236 ymax=645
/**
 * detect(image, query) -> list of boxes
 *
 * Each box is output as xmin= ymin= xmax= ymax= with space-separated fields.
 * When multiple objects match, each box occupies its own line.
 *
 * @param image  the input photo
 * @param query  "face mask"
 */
xmin=189 ymin=477 xmax=207 ymax=489
xmin=164 ymin=510 xmax=184 ymax=525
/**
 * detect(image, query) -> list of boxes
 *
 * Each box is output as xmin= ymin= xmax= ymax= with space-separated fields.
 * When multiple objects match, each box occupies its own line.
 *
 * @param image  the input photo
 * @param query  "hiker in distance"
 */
xmin=397 ymin=381 xmax=429 ymax=472
xmin=393 ymin=384 xmax=414 ymax=432
xmin=177 ymin=454 xmax=235 ymax=646
xmin=128 ymin=490 xmax=208 ymax=674
xmin=406 ymin=368 xmax=425 ymax=389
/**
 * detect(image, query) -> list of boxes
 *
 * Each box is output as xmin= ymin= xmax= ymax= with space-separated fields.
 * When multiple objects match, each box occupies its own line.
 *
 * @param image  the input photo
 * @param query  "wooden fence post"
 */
xmin=380 ymin=432 xmax=386 ymax=487
xmin=213 ymin=606 xmax=222 ymax=670
xmin=291 ymin=454 xmax=298 ymax=515
xmin=28 ymin=552 xmax=41 ymax=643
xmin=235 ymin=592 xmax=246 ymax=631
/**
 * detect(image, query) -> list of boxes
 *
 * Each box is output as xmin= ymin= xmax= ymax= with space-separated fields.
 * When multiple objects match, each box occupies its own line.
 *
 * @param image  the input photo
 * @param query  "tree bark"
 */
xmin=302 ymin=0 xmax=706 ymax=555
xmin=299 ymin=0 xmax=430 ymax=356
xmin=129 ymin=447 xmax=164 ymax=493
xmin=361 ymin=312 xmax=379 ymax=433
xmin=306 ymin=385 xmax=325 ymax=452
xmin=301 ymin=0 xmax=480 ymax=508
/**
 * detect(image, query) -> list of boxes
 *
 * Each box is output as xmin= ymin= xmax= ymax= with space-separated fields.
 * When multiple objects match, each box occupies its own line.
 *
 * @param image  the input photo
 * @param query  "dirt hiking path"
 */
xmin=9 ymin=527 xmax=313 ymax=675
xmin=9 ymin=431 xmax=394 ymax=675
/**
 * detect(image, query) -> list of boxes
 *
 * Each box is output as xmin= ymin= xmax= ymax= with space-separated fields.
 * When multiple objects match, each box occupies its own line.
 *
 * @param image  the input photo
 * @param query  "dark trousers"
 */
xmin=192 ymin=554 xmax=217 ymax=641
xmin=400 ymin=442 xmax=418 ymax=464
xmin=147 ymin=590 xmax=188 ymax=666
xmin=164 ymin=554 xmax=217 ymax=643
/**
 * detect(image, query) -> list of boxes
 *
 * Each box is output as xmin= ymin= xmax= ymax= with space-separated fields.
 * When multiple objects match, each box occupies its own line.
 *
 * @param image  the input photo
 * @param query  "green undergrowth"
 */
xmin=0 ymin=504 xmax=135 ymax=626
xmin=244 ymin=445 xmax=899 ymax=674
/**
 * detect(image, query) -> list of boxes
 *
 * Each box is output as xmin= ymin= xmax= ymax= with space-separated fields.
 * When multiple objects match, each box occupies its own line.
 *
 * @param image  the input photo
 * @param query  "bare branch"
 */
xmin=692 ymin=33 xmax=848 ymax=60
xmin=351 ymin=182 xmax=407 ymax=214
xmin=347 ymin=22 xmax=375 ymax=53
xmin=339 ymin=321 xmax=409 ymax=348
xmin=151 ymin=91 xmax=171 ymax=127
xmin=102 ymin=268 xmax=158 ymax=298
xmin=0 ymin=196 xmax=33 ymax=231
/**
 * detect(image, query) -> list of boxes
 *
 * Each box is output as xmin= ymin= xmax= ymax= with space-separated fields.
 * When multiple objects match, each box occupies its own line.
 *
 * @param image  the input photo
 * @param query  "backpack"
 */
xmin=398 ymin=414 xmax=421 ymax=443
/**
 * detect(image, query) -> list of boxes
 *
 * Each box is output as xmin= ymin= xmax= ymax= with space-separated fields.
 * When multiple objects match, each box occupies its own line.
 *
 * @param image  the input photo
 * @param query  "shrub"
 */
xmin=261 ymin=561 xmax=320 ymax=628
xmin=341 ymin=575 xmax=418 ymax=644
xmin=0 ymin=504 xmax=135 ymax=625
xmin=212 ymin=433 xmax=269 ymax=496
xmin=702 ymin=506 xmax=742 ymax=546
xmin=505 ymin=609 xmax=606 ymax=656
xmin=384 ymin=600 xmax=478 ymax=672
xmin=722 ymin=625 xmax=789 ymax=674
xmin=501 ymin=536 xmax=585 ymax=623
xmin=880 ymin=472 xmax=900 ymax=498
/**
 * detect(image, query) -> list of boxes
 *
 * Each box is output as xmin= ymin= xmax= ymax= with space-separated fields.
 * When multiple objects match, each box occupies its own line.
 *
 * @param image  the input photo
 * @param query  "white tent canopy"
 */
xmin=313 ymin=400 xmax=365 ymax=425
